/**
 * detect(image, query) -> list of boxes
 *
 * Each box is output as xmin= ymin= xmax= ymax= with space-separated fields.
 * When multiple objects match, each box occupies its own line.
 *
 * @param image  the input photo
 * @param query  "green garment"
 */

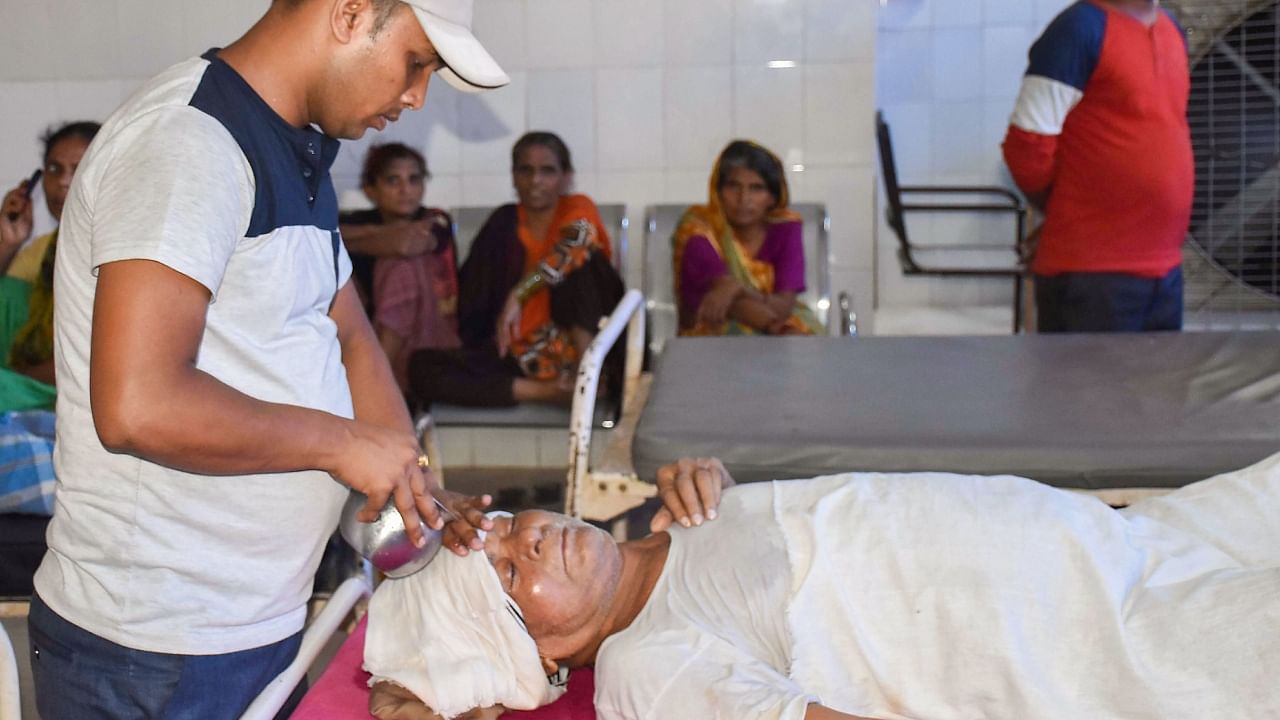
xmin=0 ymin=276 xmax=56 ymax=411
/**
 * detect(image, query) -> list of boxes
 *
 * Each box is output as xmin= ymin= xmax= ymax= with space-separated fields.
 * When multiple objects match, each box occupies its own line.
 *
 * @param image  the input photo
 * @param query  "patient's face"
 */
xmin=483 ymin=510 xmax=621 ymax=653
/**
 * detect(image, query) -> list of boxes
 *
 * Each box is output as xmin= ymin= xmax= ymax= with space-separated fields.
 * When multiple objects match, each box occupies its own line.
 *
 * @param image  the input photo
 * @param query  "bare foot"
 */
xmin=512 ymin=377 xmax=573 ymax=406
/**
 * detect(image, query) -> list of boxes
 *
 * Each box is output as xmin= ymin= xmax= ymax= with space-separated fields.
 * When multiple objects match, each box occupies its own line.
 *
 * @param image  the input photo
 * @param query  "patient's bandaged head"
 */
xmin=363 ymin=515 xmax=567 ymax=718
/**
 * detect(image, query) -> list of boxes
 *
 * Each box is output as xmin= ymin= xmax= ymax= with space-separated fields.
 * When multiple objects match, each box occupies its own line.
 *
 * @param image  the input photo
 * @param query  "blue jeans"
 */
xmin=1034 ymin=267 xmax=1183 ymax=333
xmin=28 ymin=593 xmax=306 ymax=719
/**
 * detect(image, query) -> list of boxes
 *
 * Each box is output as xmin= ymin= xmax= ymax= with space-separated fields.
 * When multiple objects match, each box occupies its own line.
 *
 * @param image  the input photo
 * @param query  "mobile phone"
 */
xmin=6 ymin=168 xmax=43 ymax=222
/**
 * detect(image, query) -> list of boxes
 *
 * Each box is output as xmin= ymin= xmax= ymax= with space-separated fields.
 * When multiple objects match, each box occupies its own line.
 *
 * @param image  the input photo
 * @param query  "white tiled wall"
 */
xmin=0 ymin=0 xmax=269 ymax=237
xmin=876 ymin=0 xmax=1073 ymax=313
xmin=348 ymin=0 xmax=882 ymax=322
xmin=0 ymin=0 xmax=881 ymax=332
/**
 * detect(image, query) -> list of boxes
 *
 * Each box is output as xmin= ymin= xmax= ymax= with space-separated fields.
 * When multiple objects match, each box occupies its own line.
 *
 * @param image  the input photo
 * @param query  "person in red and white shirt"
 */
xmin=1002 ymin=0 xmax=1193 ymax=332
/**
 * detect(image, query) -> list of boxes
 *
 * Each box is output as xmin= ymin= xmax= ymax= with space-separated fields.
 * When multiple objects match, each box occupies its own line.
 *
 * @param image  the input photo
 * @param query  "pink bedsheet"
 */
xmin=291 ymin=617 xmax=596 ymax=719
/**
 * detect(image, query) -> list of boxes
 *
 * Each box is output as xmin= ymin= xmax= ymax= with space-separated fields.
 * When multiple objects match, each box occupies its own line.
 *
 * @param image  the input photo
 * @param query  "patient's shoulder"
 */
xmin=596 ymin=633 xmax=805 ymax=720
xmin=593 ymin=638 xmax=688 ymax=720
xmin=368 ymin=682 xmax=506 ymax=720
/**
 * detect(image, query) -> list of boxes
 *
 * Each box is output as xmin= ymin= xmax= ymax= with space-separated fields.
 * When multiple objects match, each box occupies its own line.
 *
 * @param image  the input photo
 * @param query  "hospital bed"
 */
xmin=564 ymin=329 xmax=1280 ymax=524
xmin=632 ymin=331 xmax=1280 ymax=503
xmin=248 ymin=324 xmax=1280 ymax=717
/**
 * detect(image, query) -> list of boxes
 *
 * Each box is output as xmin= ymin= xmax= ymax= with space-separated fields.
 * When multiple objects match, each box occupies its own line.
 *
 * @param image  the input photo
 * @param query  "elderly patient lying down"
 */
xmin=364 ymin=454 xmax=1280 ymax=720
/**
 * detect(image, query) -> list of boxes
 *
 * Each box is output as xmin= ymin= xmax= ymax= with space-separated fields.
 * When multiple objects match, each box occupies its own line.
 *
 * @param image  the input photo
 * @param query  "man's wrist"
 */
xmin=312 ymin=416 xmax=354 ymax=476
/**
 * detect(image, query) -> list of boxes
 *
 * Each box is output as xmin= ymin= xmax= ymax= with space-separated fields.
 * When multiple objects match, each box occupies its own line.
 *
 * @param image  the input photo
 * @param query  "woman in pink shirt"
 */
xmin=341 ymin=143 xmax=461 ymax=396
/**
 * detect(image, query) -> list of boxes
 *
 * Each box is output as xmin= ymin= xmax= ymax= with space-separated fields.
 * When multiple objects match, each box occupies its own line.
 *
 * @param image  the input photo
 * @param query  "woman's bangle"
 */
xmin=514 ymin=271 xmax=546 ymax=303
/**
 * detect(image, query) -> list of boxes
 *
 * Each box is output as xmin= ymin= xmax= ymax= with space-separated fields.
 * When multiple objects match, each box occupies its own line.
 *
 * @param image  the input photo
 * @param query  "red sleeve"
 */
xmin=1002 ymin=125 xmax=1059 ymax=196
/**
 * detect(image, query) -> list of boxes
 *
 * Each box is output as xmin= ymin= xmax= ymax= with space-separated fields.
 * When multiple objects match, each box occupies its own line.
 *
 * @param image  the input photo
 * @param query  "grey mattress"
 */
xmin=634 ymin=333 xmax=1280 ymax=489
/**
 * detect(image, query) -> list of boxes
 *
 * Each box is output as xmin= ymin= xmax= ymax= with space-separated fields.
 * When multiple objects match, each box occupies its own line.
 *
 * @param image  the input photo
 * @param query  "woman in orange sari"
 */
xmin=674 ymin=140 xmax=821 ymax=336
xmin=408 ymin=132 xmax=623 ymax=408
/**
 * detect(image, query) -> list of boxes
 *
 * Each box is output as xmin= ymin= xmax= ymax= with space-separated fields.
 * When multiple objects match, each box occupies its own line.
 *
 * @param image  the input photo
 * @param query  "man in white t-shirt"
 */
xmin=370 ymin=455 xmax=1280 ymax=720
xmin=28 ymin=1 xmax=510 ymax=717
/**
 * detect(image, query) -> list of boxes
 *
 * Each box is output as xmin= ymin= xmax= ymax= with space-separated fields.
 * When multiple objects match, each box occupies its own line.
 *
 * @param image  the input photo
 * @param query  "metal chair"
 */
xmin=564 ymin=289 xmax=655 ymax=532
xmin=876 ymin=110 xmax=1027 ymax=333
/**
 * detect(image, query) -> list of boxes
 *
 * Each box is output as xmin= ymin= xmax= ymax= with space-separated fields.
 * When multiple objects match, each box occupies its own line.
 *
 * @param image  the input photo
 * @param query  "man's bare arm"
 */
xmin=331 ymin=281 xmax=412 ymax=434
xmin=332 ymin=280 xmax=492 ymax=548
xmin=89 ymin=259 xmax=441 ymax=541
xmin=375 ymin=325 xmax=407 ymax=383
xmin=92 ymin=259 xmax=355 ymax=473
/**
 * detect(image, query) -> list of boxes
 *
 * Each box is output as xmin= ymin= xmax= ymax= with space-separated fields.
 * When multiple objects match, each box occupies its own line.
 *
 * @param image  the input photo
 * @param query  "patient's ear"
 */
xmin=539 ymin=654 xmax=560 ymax=677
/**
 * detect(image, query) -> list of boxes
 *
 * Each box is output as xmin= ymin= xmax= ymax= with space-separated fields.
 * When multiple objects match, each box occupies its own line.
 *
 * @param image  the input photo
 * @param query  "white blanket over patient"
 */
xmin=595 ymin=454 xmax=1280 ymax=720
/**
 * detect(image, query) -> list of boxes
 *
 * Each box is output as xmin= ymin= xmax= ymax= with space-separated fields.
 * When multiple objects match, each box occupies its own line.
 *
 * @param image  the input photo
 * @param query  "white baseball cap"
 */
xmin=405 ymin=0 xmax=510 ymax=93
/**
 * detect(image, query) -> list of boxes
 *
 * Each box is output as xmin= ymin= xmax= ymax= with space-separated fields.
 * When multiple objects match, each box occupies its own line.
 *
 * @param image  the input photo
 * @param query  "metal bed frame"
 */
xmin=564 ymin=290 xmax=657 ymax=529
xmin=0 ymin=620 xmax=18 ymax=720
xmin=876 ymin=111 xmax=1028 ymax=334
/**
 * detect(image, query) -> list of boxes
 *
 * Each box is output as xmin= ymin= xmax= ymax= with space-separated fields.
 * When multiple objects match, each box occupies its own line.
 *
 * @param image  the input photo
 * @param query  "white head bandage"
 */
xmin=363 ymin=512 xmax=567 ymax=719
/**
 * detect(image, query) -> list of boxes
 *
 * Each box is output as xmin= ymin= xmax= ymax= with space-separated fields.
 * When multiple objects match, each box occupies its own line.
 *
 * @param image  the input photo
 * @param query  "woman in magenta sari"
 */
xmin=674 ymin=140 xmax=821 ymax=336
